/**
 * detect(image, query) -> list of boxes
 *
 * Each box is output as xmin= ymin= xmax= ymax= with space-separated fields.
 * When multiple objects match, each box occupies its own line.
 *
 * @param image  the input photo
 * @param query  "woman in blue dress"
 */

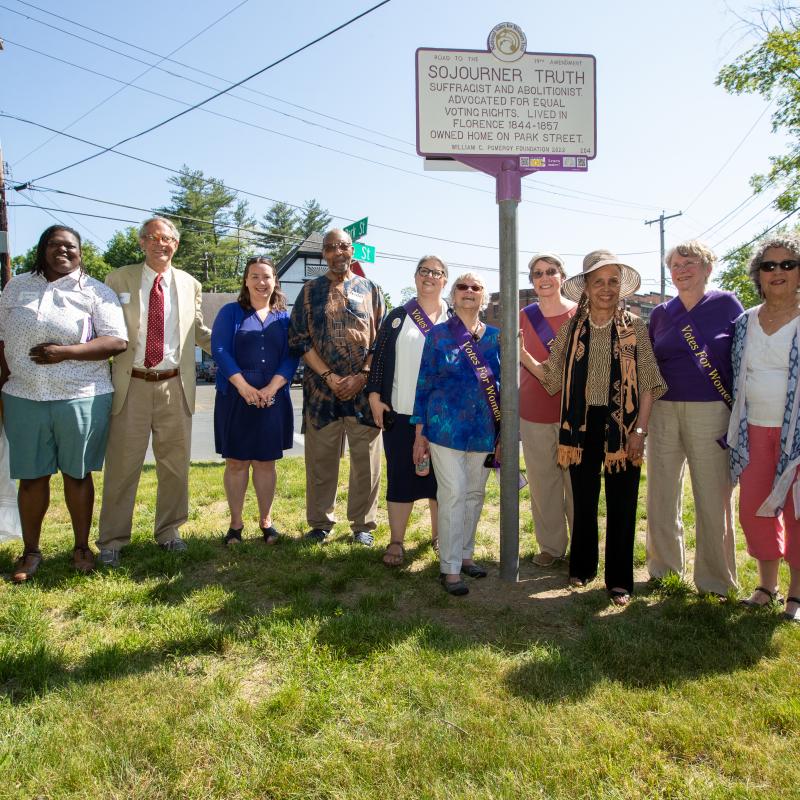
xmin=212 ymin=256 xmax=298 ymax=544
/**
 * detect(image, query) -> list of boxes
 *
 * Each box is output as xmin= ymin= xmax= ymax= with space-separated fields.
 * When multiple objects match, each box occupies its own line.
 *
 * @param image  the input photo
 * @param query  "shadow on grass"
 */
xmin=0 ymin=526 xmax=787 ymax=705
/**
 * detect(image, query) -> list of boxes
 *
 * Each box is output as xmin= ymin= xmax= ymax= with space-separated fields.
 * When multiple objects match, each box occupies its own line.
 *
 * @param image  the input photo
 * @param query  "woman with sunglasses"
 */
xmin=412 ymin=273 xmax=500 ymax=595
xmin=367 ymin=256 xmax=450 ymax=566
xmin=645 ymin=241 xmax=743 ymax=599
xmin=211 ymin=256 xmax=297 ymax=545
xmin=728 ymin=234 xmax=800 ymax=620
xmin=519 ymin=253 xmax=576 ymax=567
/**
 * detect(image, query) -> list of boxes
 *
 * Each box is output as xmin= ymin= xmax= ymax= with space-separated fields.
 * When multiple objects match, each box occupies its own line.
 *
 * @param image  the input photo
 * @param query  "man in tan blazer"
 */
xmin=97 ymin=216 xmax=211 ymax=566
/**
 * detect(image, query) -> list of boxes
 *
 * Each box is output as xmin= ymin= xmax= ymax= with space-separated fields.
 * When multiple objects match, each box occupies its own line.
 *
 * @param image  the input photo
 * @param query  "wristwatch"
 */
xmin=633 ymin=426 xmax=647 ymax=437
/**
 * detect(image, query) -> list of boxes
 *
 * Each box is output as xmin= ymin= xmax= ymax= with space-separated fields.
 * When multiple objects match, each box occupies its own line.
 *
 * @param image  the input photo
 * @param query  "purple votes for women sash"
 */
xmin=448 ymin=315 xmax=501 ymax=431
xmin=522 ymin=303 xmax=557 ymax=353
xmin=664 ymin=297 xmax=733 ymax=409
xmin=664 ymin=296 xmax=733 ymax=448
xmin=403 ymin=298 xmax=435 ymax=337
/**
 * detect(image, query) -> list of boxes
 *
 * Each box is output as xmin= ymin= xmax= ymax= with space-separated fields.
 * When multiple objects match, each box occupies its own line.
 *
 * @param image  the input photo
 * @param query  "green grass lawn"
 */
xmin=0 ymin=458 xmax=798 ymax=799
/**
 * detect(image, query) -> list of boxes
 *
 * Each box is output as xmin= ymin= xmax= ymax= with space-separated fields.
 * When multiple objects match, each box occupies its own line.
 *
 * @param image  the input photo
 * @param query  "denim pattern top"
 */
xmin=411 ymin=320 xmax=500 ymax=453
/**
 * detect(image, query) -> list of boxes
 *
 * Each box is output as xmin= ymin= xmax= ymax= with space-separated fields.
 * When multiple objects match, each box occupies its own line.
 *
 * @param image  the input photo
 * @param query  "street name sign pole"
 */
xmin=416 ymin=23 xmax=596 ymax=582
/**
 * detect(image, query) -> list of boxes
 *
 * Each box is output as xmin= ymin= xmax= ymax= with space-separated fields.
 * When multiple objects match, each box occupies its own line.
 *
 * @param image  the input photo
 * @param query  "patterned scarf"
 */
xmin=557 ymin=309 xmax=641 ymax=471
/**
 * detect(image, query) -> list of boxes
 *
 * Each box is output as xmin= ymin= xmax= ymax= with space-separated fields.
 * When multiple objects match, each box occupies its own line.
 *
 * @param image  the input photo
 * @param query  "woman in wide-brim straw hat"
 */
xmin=520 ymin=249 xmax=666 ymax=606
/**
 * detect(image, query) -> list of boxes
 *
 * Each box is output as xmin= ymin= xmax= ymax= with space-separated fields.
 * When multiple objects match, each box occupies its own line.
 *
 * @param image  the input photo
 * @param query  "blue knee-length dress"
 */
xmin=212 ymin=303 xmax=298 ymax=461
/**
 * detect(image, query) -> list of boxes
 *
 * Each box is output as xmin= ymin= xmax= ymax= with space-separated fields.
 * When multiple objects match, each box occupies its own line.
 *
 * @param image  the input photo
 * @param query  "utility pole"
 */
xmin=0 ymin=142 xmax=11 ymax=289
xmin=645 ymin=210 xmax=682 ymax=302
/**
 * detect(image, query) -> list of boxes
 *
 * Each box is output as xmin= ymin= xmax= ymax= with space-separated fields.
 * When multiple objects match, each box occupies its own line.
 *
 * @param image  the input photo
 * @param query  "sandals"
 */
xmin=261 ymin=526 xmax=280 ymax=545
xmin=440 ymin=573 xmax=469 ymax=596
xmin=783 ymin=596 xmax=800 ymax=622
xmin=569 ymin=576 xmax=588 ymax=588
xmin=740 ymin=586 xmax=784 ymax=608
xmin=382 ymin=541 xmax=405 ymax=567
xmin=12 ymin=550 xmax=42 ymax=583
xmin=461 ymin=563 xmax=488 ymax=579
xmin=223 ymin=527 xmax=243 ymax=546
xmin=609 ymin=588 xmax=631 ymax=607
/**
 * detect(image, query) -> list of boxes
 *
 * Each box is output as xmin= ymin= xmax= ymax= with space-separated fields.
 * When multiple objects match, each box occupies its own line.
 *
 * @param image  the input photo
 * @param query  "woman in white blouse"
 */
xmin=728 ymin=234 xmax=800 ymax=621
xmin=0 ymin=226 xmax=127 ymax=581
xmin=367 ymin=256 xmax=449 ymax=566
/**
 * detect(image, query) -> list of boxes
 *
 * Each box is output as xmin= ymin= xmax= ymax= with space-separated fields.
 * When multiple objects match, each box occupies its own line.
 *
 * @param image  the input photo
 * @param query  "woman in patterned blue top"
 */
xmin=212 ymin=257 xmax=298 ymax=546
xmin=412 ymin=273 xmax=500 ymax=595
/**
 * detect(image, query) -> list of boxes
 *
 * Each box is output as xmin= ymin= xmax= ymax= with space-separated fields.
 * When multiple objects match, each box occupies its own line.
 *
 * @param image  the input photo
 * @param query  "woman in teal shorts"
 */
xmin=0 ymin=226 xmax=127 ymax=581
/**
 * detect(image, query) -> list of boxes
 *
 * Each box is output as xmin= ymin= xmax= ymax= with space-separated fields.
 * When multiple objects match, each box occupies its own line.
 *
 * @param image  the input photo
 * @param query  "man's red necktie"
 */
xmin=143 ymin=275 xmax=164 ymax=368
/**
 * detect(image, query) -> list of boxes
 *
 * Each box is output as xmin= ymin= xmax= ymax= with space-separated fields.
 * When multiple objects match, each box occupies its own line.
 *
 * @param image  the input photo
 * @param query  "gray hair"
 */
xmin=748 ymin=233 xmax=800 ymax=298
xmin=416 ymin=254 xmax=448 ymax=279
xmin=139 ymin=216 xmax=180 ymax=242
xmin=449 ymin=272 xmax=489 ymax=311
xmin=322 ymin=227 xmax=352 ymax=247
xmin=665 ymin=240 xmax=716 ymax=269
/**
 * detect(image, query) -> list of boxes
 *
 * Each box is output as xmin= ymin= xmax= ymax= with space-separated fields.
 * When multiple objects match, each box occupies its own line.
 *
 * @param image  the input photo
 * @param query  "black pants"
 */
xmin=568 ymin=406 xmax=641 ymax=593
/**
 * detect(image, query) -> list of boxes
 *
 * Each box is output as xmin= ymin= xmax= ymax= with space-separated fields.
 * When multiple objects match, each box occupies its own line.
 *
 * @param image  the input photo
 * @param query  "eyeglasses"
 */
xmin=759 ymin=260 xmax=800 ymax=272
xmin=143 ymin=234 xmax=177 ymax=245
xmin=531 ymin=267 xmax=560 ymax=279
xmin=323 ymin=241 xmax=352 ymax=252
xmin=418 ymin=266 xmax=445 ymax=279
xmin=455 ymin=283 xmax=482 ymax=292
xmin=670 ymin=259 xmax=703 ymax=271
xmin=46 ymin=241 xmax=79 ymax=251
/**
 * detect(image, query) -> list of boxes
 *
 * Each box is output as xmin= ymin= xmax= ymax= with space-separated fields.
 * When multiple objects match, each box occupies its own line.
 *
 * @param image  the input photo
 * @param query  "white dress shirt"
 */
xmin=133 ymin=264 xmax=181 ymax=369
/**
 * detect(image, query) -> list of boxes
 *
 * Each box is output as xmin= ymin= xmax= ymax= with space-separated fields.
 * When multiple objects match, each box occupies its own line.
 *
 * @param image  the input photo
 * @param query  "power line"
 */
xmin=11 ymin=0 xmax=251 ymax=166
xmin=10 ymin=0 xmax=412 ymax=147
xmin=23 ymin=1 xmax=393 ymax=184
xmin=683 ymin=102 xmax=773 ymax=212
xmin=3 ymin=111 xmax=646 ymax=222
xmin=711 ymin=195 xmax=783 ymax=248
xmin=720 ymin=206 xmax=800 ymax=259
xmin=4 ymin=14 xmax=665 ymax=217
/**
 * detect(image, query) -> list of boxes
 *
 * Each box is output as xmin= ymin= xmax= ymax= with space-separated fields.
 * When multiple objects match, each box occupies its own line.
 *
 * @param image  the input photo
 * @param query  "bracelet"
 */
xmin=320 ymin=369 xmax=333 ymax=380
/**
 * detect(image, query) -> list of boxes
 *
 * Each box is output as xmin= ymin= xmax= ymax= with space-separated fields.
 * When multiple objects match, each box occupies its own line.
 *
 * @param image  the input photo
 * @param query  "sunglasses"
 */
xmin=759 ymin=260 xmax=800 ymax=273
xmin=531 ymin=267 xmax=560 ymax=279
xmin=455 ymin=283 xmax=482 ymax=292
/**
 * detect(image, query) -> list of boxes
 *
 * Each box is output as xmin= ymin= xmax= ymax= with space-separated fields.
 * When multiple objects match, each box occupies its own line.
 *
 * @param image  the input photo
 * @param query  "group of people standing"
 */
xmin=1 ymin=218 xmax=799 ymax=621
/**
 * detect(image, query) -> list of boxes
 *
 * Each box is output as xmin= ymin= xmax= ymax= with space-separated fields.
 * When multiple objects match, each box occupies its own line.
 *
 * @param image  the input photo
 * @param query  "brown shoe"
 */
xmin=72 ymin=547 xmax=95 ymax=574
xmin=532 ymin=551 xmax=560 ymax=567
xmin=12 ymin=550 xmax=43 ymax=583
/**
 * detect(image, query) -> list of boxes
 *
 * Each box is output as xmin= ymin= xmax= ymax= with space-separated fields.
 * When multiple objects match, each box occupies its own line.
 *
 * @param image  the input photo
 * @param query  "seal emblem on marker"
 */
xmin=487 ymin=22 xmax=527 ymax=62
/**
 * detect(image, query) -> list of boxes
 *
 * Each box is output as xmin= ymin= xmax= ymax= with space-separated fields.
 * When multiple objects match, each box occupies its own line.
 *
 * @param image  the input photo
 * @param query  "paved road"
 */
xmin=144 ymin=384 xmax=305 ymax=463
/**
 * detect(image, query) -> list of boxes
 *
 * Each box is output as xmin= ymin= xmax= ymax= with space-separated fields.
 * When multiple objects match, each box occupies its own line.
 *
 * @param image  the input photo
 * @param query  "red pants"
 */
xmin=739 ymin=425 xmax=800 ymax=570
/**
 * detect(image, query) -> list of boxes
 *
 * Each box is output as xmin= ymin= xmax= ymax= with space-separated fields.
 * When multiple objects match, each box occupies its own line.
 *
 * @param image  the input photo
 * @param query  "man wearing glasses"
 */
xmin=289 ymin=227 xmax=386 ymax=545
xmin=97 ymin=216 xmax=211 ymax=566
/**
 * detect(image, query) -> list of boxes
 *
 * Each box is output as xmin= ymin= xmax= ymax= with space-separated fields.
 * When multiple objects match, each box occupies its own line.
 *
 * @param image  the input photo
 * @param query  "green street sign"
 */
xmin=352 ymin=242 xmax=375 ymax=263
xmin=344 ymin=217 xmax=368 ymax=242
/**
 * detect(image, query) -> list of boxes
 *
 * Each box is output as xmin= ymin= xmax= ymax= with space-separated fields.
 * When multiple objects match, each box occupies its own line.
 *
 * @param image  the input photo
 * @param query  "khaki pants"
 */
xmin=304 ymin=415 xmax=381 ymax=533
xmin=97 ymin=376 xmax=192 ymax=550
xmin=520 ymin=418 xmax=573 ymax=558
xmin=646 ymin=400 xmax=737 ymax=594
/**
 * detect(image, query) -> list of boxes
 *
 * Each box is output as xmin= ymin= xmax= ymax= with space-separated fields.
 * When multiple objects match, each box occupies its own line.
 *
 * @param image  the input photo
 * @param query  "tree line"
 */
xmin=12 ymin=165 xmax=332 ymax=292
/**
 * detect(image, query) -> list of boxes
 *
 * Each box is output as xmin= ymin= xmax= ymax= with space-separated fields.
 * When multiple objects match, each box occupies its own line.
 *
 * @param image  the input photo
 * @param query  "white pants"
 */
xmin=430 ymin=443 xmax=491 ymax=575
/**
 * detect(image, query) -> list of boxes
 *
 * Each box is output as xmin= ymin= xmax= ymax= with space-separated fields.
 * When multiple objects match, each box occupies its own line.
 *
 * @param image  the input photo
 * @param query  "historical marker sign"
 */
xmin=416 ymin=47 xmax=596 ymax=170
xmin=344 ymin=217 xmax=368 ymax=242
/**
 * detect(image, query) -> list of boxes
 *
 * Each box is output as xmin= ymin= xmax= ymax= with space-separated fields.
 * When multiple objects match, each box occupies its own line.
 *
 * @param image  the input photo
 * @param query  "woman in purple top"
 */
xmin=212 ymin=257 xmax=298 ymax=545
xmin=646 ymin=240 xmax=744 ymax=597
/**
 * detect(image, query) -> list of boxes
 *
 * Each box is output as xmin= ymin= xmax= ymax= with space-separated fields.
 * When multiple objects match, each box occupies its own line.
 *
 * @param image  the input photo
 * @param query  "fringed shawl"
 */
xmin=557 ymin=309 xmax=641 ymax=472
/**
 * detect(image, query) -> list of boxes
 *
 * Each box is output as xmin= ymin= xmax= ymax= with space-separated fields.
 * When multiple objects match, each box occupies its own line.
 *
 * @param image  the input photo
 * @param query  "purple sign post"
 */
xmin=416 ymin=23 xmax=596 ymax=582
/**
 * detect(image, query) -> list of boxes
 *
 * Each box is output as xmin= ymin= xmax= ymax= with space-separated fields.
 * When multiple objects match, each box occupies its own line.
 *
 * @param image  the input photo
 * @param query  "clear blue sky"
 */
xmin=0 ymin=0 xmax=787 ymax=301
